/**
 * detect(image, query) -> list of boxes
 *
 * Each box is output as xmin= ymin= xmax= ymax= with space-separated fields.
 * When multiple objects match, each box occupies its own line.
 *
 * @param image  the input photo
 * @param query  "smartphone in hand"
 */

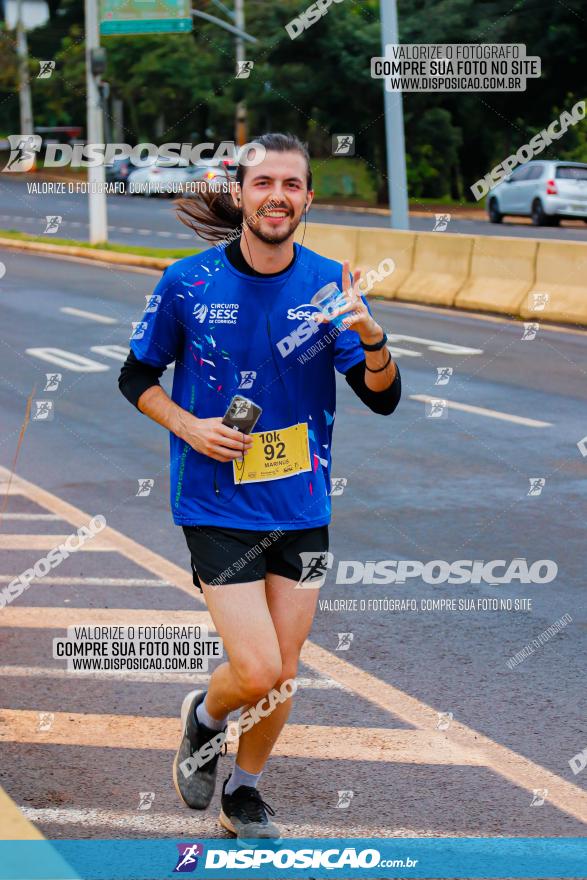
xmin=221 ymin=395 xmax=262 ymax=434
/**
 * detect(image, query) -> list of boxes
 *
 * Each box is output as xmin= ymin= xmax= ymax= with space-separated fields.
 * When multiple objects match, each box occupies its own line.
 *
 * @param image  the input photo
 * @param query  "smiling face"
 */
xmin=238 ymin=150 xmax=313 ymax=245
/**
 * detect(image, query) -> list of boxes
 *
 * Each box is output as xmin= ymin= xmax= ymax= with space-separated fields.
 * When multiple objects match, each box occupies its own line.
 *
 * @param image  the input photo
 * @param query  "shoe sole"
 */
xmin=172 ymin=688 xmax=203 ymax=809
xmin=218 ymin=809 xmax=282 ymax=846
xmin=218 ymin=808 xmax=237 ymax=835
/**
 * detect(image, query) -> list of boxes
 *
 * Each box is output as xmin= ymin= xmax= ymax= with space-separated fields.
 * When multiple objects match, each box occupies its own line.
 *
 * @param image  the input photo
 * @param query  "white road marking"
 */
xmin=89 ymin=344 xmax=174 ymax=370
xmin=26 ymin=347 xmax=109 ymax=372
xmin=387 ymin=346 xmax=422 ymax=358
xmin=409 ymin=394 xmax=552 ymax=427
xmin=387 ymin=333 xmax=483 ymax=356
xmin=0 ymin=535 xmax=115 ymax=551
xmin=89 ymin=344 xmax=129 ymax=361
xmin=18 ymin=807 xmax=424 ymax=837
xmin=0 ymin=513 xmax=60 ymax=521
xmin=0 ymin=576 xmax=169 ymax=587
xmin=0 ymin=666 xmax=344 ymax=688
xmin=60 ymin=307 xmax=117 ymax=324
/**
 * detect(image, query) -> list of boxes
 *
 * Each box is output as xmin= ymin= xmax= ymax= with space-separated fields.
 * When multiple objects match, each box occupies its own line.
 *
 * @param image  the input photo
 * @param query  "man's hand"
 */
xmin=179 ymin=414 xmax=254 ymax=463
xmin=313 ymin=260 xmax=383 ymax=344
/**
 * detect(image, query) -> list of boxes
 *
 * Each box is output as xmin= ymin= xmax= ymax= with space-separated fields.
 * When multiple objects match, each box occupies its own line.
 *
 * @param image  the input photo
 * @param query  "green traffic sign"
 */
xmin=100 ymin=0 xmax=192 ymax=36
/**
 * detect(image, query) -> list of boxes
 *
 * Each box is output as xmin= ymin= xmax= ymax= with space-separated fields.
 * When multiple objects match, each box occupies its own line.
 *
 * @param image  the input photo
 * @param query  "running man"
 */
xmin=118 ymin=132 xmax=401 ymax=842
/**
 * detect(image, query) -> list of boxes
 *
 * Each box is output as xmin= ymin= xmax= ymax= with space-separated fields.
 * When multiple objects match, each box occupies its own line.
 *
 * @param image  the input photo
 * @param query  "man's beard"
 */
xmin=245 ymin=207 xmax=303 ymax=245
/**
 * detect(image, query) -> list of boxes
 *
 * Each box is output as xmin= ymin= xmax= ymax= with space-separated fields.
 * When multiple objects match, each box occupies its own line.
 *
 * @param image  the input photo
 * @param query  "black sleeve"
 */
xmin=118 ymin=349 xmax=167 ymax=410
xmin=344 ymin=359 xmax=401 ymax=416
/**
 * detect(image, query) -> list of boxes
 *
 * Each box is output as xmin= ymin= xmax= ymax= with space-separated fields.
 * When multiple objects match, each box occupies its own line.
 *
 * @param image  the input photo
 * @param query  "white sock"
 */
xmin=225 ymin=761 xmax=263 ymax=795
xmin=196 ymin=695 xmax=227 ymax=731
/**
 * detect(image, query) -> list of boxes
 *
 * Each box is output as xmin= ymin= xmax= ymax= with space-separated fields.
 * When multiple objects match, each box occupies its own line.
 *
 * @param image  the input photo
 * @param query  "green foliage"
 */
xmin=1 ymin=0 xmax=584 ymax=202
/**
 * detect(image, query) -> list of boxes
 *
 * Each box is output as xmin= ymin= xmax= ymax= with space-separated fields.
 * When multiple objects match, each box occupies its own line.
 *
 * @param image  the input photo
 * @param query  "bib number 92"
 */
xmin=260 ymin=431 xmax=286 ymax=461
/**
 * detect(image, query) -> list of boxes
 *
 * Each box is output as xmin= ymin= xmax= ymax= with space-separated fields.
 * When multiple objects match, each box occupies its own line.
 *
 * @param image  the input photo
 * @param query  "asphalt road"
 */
xmin=2 ymin=177 xmax=587 ymax=248
xmin=1 ymin=248 xmax=586 ymax=843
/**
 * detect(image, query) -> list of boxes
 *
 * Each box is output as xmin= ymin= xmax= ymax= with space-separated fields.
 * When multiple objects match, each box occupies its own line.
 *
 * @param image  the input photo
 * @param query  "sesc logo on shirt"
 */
xmin=192 ymin=302 xmax=239 ymax=324
xmin=192 ymin=303 xmax=208 ymax=323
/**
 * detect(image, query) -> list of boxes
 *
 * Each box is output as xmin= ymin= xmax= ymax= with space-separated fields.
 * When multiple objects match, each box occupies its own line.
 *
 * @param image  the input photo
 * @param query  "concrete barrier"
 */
xmin=455 ymin=236 xmax=537 ymax=315
xmin=296 ymin=223 xmax=359 ymax=265
xmin=519 ymin=240 xmax=587 ymax=325
xmin=356 ymin=229 xmax=416 ymax=298
xmin=2 ymin=226 xmax=587 ymax=326
xmin=396 ymin=233 xmax=474 ymax=306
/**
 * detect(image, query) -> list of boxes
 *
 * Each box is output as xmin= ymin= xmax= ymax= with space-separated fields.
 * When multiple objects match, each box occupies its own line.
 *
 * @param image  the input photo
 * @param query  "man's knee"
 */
xmin=233 ymin=653 xmax=282 ymax=702
xmin=273 ymin=657 xmax=299 ymax=691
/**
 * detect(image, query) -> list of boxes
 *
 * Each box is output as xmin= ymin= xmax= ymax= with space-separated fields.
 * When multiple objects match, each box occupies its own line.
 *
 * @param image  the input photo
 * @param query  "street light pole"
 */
xmin=380 ymin=0 xmax=409 ymax=229
xmin=234 ymin=0 xmax=247 ymax=146
xmin=84 ymin=0 xmax=108 ymax=243
xmin=15 ymin=0 xmax=34 ymax=156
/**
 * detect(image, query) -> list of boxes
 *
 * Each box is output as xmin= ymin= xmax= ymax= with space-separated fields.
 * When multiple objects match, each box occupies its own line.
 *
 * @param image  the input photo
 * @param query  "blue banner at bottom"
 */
xmin=1 ymin=838 xmax=586 ymax=879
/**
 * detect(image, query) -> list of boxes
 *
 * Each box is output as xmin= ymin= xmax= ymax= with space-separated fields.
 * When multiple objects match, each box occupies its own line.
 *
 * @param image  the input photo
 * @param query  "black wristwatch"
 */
xmin=360 ymin=332 xmax=388 ymax=352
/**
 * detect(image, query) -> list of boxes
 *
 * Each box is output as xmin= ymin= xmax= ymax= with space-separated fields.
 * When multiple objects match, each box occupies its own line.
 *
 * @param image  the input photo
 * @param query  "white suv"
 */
xmin=487 ymin=160 xmax=587 ymax=226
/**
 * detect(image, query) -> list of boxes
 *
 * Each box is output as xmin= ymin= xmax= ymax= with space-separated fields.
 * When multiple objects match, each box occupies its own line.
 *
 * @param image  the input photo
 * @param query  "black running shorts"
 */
xmin=182 ymin=524 xmax=329 ymax=591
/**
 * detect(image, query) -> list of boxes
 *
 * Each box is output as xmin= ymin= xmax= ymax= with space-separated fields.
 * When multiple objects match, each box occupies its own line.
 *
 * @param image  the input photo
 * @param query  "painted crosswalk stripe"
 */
xmin=0 ymin=666 xmax=344 ymax=689
xmin=0 ymin=607 xmax=211 ymax=629
xmin=0 ymin=513 xmax=60 ymax=521
xmin=2 ymin=464 xmax=587 ymax=825
xmin=0 ymin=576 xmax=169 ymax=587
xmin=0 ymin=535 xmax=116 ymax=551
xmin=0 ymin=709 xmax=482 ymax=765
xmin=409 ymin=394 xmax=552 ymax=428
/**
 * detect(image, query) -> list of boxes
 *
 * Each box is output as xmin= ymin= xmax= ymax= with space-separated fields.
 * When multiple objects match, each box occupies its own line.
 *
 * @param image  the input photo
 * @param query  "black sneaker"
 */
xmin=219 ymin=777 xmax=281 ymax=843
xmin=172 ymin=689 xmax=227 ymax=810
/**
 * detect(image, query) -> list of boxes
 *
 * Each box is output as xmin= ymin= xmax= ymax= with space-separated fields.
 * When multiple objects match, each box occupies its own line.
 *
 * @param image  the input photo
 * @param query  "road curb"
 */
xmin=0 ymin=237 xmax=172 ymax=271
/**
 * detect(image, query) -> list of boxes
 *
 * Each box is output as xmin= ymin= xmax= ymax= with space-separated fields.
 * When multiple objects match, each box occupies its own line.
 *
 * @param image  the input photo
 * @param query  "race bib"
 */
xmin=232 ymin=423 xmax=311 ymax=484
